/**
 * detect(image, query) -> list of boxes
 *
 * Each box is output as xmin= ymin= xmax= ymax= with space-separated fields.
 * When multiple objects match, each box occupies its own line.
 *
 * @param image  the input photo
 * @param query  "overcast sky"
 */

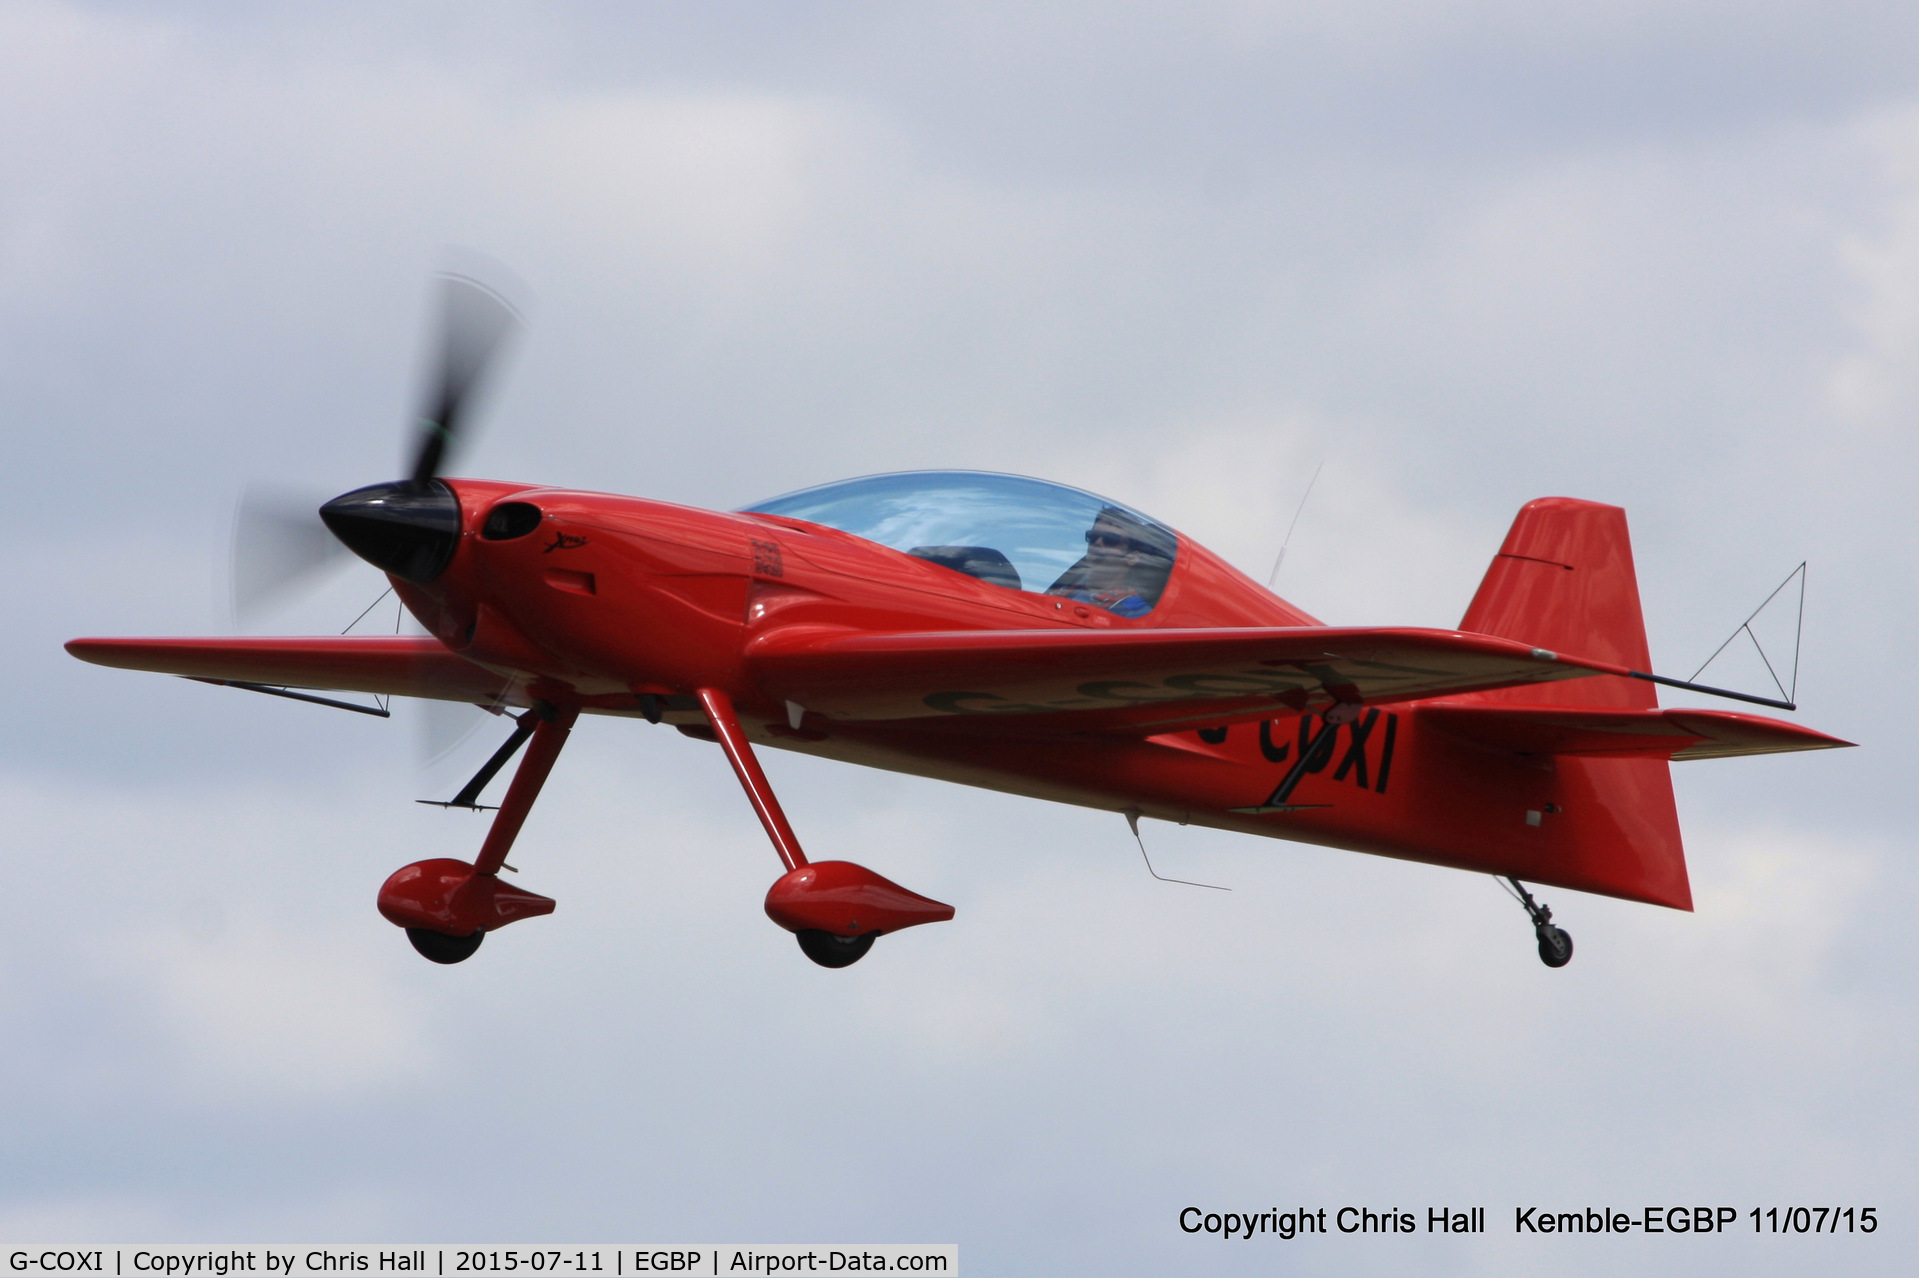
xmin=3 ymin=2 xmax=1916 ymax=1273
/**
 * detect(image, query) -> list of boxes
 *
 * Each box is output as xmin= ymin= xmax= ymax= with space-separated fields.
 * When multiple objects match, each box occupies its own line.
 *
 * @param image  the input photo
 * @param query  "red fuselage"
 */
xmin=395 ymin=480 xmax=1680 ymax=908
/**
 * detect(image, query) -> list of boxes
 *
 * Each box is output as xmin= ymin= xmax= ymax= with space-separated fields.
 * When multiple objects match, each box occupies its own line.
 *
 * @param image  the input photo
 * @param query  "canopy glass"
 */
xmin=745 ymin=470 xmax=1179 ymax=616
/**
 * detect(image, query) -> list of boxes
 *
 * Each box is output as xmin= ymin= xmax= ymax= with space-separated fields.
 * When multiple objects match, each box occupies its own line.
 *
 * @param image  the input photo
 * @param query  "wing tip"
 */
xmin=65 ymin=638 xmax=120 ymax=666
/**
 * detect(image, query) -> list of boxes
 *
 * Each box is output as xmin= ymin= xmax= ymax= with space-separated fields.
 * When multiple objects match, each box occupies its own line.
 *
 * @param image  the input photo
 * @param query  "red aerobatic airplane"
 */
xmin=68 ymin=277 xmax=1851 ymax=969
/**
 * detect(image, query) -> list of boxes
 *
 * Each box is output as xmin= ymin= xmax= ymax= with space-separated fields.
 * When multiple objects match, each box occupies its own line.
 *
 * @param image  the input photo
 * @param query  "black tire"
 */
xmin=796 ymin=929 xmax=877 ymax=969
xmin=408 ymin=927 xmax=485 ymax=964
xmin=1535 ymin=924 xmax=1574 ymax=968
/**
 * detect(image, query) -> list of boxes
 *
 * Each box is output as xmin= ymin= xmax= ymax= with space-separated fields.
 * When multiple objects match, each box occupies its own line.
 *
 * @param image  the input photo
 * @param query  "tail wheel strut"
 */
xmin=1500 ymin=876 xmax=1574 ymax=968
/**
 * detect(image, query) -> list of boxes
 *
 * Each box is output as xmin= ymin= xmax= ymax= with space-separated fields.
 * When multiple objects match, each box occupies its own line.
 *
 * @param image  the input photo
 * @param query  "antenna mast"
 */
xmin=1267 ymin=460 xmax=1324 ymax=589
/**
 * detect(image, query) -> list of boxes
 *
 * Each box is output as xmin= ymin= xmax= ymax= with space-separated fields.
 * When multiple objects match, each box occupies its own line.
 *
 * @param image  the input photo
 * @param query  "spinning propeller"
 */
xmin=230 ymin=273 xmax=522 ymax=618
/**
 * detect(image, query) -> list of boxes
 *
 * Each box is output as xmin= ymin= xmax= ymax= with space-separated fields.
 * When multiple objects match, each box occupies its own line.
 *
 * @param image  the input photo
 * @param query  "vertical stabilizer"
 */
xmin=1461 ymin=497 xmax=1654 ymax=708
xmin=1454 ymin=498 xmax=1689 ymax=909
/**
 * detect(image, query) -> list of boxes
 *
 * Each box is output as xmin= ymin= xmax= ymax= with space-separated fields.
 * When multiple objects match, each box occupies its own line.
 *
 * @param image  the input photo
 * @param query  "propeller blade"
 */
xmin=408 ymin=273 xmax=522 ymax=486
xmin=231 ymin=486 xmax=351 ymax=623
xmin=419 ymin=696 xmax=499 ymax=768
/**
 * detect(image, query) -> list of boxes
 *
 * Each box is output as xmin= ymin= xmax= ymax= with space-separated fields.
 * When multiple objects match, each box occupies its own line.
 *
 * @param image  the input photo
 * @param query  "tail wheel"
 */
xmin=796 ymin=929 xmax=876 ymax=969
xmin=408 ymin=927 xmax=485 ymax=964
xmin=1535 ymin=924 xmax=1574 ymax=968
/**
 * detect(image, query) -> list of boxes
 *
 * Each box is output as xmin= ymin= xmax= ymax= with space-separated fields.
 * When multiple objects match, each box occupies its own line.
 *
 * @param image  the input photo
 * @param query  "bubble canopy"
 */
xmin=743 ymin=470 xmax=1179 ymax=616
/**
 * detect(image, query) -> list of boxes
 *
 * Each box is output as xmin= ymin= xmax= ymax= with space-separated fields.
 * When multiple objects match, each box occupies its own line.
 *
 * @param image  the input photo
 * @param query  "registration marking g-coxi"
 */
xmin=6 ymin=1250 xmax=957 ymax=1278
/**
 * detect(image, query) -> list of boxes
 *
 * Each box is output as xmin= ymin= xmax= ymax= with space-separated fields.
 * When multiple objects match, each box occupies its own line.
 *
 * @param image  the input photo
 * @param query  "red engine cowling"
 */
xmin=763 ymin=860 xmax=954 ymax=938
xmin=378 ymin=857 xmax=556 ymax=937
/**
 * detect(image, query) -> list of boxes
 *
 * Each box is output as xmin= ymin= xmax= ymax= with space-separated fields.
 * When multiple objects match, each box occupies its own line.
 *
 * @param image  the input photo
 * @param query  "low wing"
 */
xmin=747 ymin=625 xmax=1609 ymax=733
xmin=1420 ymin=703 xmax=1853 ymax=760
xmin=66 ymin=636 xmax=515 ymax=705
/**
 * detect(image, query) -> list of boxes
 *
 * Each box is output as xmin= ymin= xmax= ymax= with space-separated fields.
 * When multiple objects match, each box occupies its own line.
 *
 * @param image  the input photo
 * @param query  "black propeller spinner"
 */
xmin=317 ymin=480 xmax=463 ymax=584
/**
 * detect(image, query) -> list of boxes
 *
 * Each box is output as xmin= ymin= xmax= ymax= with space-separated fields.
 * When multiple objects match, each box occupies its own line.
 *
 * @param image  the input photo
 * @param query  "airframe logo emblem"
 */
xmin=751 ymin=537 xmax=784 ymax=578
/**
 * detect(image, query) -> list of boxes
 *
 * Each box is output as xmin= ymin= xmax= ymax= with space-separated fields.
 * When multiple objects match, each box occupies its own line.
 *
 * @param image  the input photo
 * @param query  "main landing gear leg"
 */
xmin=378 ymin=701 xmax=579 ymax=963
xmin=1502 ymin=876 xmax=1574 ymax=968
xmin=695 ymin=687 xmax=953 ymax=969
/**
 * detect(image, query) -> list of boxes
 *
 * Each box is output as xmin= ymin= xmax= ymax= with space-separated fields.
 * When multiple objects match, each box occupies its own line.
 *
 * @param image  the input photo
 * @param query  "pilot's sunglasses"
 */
xmin=1086 ymin=530 xmax=1140 ymax=551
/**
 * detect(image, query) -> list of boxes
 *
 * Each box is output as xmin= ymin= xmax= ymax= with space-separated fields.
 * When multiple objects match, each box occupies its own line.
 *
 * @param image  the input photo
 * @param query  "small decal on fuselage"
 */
xmin=751 ymin=537 xmax=784 ymax=578
xmin=543 ymin=532 xmax=588 ymax=553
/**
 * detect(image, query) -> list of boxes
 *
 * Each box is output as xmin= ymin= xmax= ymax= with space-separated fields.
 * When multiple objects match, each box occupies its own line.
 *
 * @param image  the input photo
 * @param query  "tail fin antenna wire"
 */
xmin=1688 ymin=562 xmax=1807 ymax=707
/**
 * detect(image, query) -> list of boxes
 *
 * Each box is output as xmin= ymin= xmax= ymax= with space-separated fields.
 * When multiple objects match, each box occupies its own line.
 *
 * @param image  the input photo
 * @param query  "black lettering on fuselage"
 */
xmin=1332 ymin=708 xmax=1380 ymax=788
xmin=1375 ymin=712 xmax=1398 ymax=793
xmin=1220 ymin=710 xmax=1403 ymax=798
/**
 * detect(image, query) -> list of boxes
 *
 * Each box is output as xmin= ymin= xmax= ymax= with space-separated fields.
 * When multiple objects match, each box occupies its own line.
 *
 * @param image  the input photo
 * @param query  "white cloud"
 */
xmin=115 ymin=923 xmax=440 ymax=1100
xmin=1829 ymin=107 xmax=1919 ymax=425
xmin=0 ymin=776 xmax=442 ymax=1103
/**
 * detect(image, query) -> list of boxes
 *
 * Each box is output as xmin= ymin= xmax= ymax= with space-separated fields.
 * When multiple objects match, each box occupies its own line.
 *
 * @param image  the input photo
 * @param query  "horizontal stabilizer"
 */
xmin=1421 ymin=702 xmax=1853 ymax=761
xmin=66 ymin=636 xmax=513 ymax=705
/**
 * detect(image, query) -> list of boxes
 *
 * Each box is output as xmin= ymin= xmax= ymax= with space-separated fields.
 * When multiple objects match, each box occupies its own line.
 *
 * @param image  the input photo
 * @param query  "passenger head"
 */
xmin=1081 ymin=506 xmax=1176 ymax=591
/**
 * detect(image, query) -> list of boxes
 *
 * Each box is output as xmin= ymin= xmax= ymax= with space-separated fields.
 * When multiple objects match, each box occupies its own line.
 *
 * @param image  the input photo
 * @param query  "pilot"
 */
xmin=1048 ymin=506 xmax=1176 ymax=617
